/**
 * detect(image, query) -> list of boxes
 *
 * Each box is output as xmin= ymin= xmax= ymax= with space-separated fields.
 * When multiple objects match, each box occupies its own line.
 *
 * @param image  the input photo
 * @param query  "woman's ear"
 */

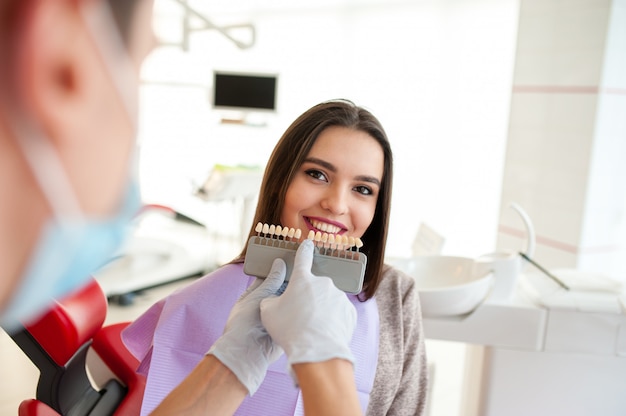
xmin=18 ymin=0 xmax=108 ymax=146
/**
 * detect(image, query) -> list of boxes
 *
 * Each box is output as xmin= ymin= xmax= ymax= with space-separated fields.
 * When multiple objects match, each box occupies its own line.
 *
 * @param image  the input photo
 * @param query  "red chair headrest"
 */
xmin=25 ymin=278 xmax=108 ymax=366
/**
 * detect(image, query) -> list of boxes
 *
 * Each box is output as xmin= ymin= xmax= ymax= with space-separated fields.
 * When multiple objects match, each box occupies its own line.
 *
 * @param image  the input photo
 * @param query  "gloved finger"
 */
xmin=238 ymin=277 xmax=264 ymax=300
xmin=246 ymin=258 xmax=286 ymax=302
xmin=292 ymin=239 xmax=315 ymax=278
xmin=261 ymin=258 xmax=287 ymax=295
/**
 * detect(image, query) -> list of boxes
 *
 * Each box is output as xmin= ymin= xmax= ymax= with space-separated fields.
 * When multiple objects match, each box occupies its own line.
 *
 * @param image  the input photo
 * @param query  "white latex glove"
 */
xmin=207 ymin=258 xmax=287 ymax=396
xmin=260 ymin=239 xmax=357 ymax=377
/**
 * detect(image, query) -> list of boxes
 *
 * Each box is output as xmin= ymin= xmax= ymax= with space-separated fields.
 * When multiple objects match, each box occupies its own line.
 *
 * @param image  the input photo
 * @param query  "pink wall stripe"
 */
xmin=498 ymin=224 xmax=620 ymax=255
xmin=513 ymin=85 xmax=598 ymax=94
xmin=513 ymin=85 xmax=626 ymax=95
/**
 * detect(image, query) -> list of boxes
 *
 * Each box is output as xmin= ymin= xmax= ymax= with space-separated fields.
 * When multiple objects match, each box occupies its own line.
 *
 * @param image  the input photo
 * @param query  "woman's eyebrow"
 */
xmin=305 ymin=157 xmax=336 ymax=172
xmin=357 ymin=175 xmax=381 ymax=187
xmin=304 ymin=157 xmax=381 ymax=187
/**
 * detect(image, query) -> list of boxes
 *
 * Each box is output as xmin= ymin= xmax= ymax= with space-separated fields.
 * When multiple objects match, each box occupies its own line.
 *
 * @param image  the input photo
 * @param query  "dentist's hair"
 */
xmin=232 ymin=99 xmax=393 ymax=300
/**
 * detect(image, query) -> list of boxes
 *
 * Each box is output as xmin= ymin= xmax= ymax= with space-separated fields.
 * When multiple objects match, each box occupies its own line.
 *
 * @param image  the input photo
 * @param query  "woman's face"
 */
xmin=281 ymin=125 xmax=384 ymax=241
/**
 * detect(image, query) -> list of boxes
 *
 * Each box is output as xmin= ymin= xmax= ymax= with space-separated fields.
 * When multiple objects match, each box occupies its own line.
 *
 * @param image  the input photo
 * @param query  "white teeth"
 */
xmin=309 ymin=219 xmax=341 ymax=234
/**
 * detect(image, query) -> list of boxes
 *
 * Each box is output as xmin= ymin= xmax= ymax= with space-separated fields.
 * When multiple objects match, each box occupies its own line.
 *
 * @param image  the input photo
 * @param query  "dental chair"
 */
xmin=6 ymin=278 xmax=145 ymax=415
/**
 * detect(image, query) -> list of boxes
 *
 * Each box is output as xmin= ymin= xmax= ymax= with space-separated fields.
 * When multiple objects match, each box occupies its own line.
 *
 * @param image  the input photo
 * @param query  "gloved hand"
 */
xmin=207 ymin=258 xmax=287 ymax=396
xmin=260 ymin=239 xmax=357 ymax=378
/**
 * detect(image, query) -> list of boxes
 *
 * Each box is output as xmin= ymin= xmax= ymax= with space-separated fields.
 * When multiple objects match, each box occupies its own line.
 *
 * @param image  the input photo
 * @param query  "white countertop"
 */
xmin=423 ymin=271 xmax=626 ymax=356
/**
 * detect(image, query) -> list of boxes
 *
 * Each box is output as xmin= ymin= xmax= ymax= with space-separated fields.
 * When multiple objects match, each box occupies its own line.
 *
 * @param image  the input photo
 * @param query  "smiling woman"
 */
xmin=122 ymin=99 xmax=429 ymax=416
xmin=239 ymin=99 xmax=395 ymax=300
xmin=281 ymin=126 xmax=383 ymax=247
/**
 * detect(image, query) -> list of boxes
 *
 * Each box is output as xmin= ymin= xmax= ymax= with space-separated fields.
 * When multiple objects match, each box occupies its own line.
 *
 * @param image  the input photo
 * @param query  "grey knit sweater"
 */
xmin=367 ymin=264 xmax=429 ymax=416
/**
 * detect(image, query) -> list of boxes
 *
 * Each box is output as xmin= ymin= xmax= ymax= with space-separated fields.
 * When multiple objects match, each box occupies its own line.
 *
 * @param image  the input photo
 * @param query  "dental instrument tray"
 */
xmin=243 ymin=223 xmax=367 ymax=294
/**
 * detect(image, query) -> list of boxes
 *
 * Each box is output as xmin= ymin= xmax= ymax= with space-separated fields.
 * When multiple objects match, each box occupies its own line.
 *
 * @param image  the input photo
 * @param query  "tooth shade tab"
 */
xmin=262 ymin=223 xmax=270 ymax=235
xmin=282 ymin=227 xmax=289 ymax=238
xmin=355 ymin=238 xmax=363 ymax=249
xmin=294 ymin=229 xmax=302 ymax=240
xmin=255 ymin=222 xmax=263 ymax=233
xmin=269 ymin=224 xmax=276 ymax=236
xmin=275 ymin=225 xmax=282 ymax=237
xmin=307 ymin=230 xmax=315 ymax=240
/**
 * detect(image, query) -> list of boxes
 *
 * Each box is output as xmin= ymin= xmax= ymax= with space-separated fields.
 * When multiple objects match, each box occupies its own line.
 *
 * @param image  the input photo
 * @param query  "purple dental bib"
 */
xmin=122 ymin=263 xmax=380 ymax=415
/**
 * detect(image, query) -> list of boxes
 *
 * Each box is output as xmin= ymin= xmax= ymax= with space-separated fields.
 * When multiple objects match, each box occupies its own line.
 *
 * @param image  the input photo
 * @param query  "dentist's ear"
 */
xmin=18 ymin=0 xmax=112 ymax=147
xmin=17 ymin=0 xmax=137 ymax=216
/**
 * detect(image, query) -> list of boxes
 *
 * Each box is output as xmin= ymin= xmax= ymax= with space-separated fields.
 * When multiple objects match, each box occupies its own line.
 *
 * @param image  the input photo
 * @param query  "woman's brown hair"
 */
xmin=232 ymin=99 xmax=393 ymax=300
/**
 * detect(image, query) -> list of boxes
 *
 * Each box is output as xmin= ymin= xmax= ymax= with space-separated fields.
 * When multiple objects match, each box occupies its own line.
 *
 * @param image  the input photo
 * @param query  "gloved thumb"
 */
xmin=239 ymin=258 xmax=286 ymax=302
xmin=257 ymin=257 xmax=287 ymax=296
xmin=292 ymin=239 xmax=315 ymax=278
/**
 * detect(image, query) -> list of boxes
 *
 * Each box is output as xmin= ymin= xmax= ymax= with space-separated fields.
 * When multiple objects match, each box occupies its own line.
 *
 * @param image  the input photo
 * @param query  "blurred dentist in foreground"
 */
xmin=0 ymin=1 xmax=361 ymax=414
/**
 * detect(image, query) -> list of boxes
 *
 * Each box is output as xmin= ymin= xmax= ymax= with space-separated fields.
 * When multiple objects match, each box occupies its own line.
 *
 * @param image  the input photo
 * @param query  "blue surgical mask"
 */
xmin=0 ymin=184 xmax=141 ymax=331
xmin=0 ymin=1 xmax=142 ymax=332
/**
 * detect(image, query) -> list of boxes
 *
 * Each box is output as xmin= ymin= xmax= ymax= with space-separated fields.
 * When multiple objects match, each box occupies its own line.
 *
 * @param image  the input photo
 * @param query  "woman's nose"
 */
xmin=320 ymin=186 xmax=348 ymax=215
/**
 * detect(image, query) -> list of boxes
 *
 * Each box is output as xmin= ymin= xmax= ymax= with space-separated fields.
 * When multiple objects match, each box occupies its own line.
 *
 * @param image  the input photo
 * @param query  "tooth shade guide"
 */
xmin=243 ymin=229 xmax=367 ymax=294
xmin=252 ymin=223 xmax=364 ymax=258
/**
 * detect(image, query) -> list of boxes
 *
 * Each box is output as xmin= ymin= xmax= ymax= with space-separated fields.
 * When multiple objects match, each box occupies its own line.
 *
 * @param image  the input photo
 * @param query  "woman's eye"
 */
xmin=354 ymin=185 xmax=373 ymax=196
xmin=305 ymin=169 xmax=327 ymax=182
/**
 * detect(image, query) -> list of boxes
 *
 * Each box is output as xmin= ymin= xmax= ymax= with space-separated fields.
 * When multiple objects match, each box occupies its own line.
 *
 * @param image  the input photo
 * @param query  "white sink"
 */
xmin=389 ymin=256 xmax=494 ymax=317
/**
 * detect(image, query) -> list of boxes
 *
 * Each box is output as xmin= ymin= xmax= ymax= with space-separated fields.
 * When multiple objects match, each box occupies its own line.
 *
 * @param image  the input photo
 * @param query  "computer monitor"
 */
xmin=212 ymin=71 xmax=278 ymax=113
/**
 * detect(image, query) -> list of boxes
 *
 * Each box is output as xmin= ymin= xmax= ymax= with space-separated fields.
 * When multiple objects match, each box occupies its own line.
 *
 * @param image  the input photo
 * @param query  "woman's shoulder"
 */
xmin=377 ymin=263 xmax=416 ymax=295
xmin=375 ymin=263 xmax=421 ymax=333
xmin=375 ymin=263 xmax=420 ymax=313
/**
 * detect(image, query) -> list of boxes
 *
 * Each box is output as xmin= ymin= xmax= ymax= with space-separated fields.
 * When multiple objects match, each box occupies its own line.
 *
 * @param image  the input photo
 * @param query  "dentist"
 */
xmin=0 ymin=1 xmax=361 ymax=415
